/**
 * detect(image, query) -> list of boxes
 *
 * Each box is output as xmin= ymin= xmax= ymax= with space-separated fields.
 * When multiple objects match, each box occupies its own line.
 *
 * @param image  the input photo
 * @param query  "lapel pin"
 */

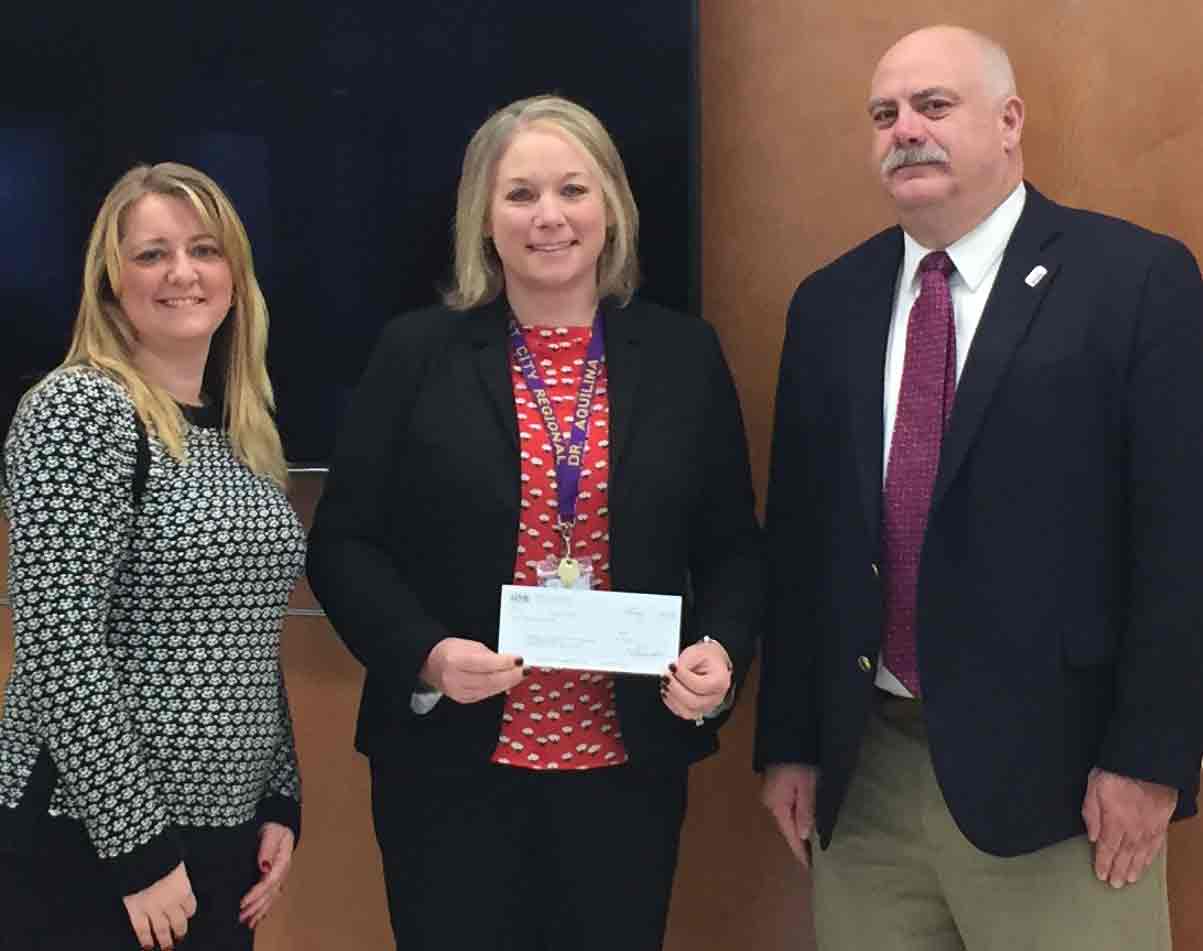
xmin=1024 ymin=265 xmax=1048 ymax=288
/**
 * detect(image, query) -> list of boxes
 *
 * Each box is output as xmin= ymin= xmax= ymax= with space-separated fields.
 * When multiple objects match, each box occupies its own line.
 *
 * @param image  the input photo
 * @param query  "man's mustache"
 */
xmin=882 ymin=145 xmax=950 ymax=175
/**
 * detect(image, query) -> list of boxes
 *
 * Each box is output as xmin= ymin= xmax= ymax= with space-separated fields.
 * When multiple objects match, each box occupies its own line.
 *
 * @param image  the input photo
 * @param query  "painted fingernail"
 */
xmin=514 ymin=657 xmax=525 ymax=667
xmin=668 ymin=663 xmax=678 ymax=674
xmin=522 ymin=667 xmax=531 ymax=677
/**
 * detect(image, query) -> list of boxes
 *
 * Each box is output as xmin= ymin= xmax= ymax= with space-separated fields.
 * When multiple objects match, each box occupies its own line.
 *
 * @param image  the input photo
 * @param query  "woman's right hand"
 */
xmin=122 ymin=861 xmax=197 ymax=950
xmin=419 ymin=637 xmax=524 ymax=703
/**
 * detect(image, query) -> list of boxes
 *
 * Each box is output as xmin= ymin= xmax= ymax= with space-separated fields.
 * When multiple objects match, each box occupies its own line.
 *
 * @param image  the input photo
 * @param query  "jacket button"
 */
xmin=857 ymin=655 xmax=873 ymax=673
xmin=871 ymin=562 xmax=880 ymax=578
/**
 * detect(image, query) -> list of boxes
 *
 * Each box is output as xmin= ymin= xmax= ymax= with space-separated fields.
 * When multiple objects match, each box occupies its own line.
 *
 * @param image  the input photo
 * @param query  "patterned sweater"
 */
xmin=0 ymin=368 xmax=305 ymax=894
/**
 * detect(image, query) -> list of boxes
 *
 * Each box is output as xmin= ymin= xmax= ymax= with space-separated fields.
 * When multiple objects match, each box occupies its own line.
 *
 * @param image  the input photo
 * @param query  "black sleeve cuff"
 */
xmin=100 ymin=827 xmax=184 ymax=898
xmin=1099 ymin=713 xmax=1203 ymax=801
xmin=255 ymin=794 xmax=302 ymax=847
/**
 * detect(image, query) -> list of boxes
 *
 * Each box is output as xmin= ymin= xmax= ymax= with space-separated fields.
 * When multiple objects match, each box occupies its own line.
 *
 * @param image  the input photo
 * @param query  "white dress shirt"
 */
xmin=876 ymin=183 xmax=1027 ymax=697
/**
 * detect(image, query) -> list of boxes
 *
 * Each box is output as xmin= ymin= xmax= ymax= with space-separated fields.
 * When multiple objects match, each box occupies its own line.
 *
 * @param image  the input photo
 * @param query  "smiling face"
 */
xmin=487 ymin=124 xmax=609 ymax=301
xmin=116 ymin=192 xmax=233 ymax=357
xmin=868 ymin=26 xmax=1023 ymax=242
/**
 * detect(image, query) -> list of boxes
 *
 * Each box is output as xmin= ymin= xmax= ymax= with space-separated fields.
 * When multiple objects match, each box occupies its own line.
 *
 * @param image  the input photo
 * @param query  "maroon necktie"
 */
xmin=882 ymin=251 xmax=957 ymax=695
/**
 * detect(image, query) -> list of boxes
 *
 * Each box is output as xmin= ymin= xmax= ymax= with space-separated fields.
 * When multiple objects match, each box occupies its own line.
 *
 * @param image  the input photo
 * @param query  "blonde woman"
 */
xmin=308 ymin=96 xmax=764 ymax=950
xmin=0 ymin=163 xmax=303 ymax=950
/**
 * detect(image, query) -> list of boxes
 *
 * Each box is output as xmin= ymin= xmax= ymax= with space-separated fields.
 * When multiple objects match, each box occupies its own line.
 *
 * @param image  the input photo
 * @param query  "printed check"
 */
xmin=497 ymin=585 xmax=682 ymax=675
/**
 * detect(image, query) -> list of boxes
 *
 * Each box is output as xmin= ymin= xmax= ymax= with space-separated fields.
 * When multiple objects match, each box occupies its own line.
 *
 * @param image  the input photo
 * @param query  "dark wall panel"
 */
xmin=1 ymin=2 xmax=698 ymax=463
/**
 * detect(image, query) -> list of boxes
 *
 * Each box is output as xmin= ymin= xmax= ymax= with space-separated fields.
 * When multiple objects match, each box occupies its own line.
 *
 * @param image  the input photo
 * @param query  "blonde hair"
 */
xmin=60 ymin=161 xmax=287 ymax=486
xmin=445 ymin=95 xmax=640 ymax=310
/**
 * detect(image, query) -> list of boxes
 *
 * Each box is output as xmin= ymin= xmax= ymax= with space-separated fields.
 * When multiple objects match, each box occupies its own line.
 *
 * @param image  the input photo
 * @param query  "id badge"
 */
xmin=535 ymin=553 xmax=594 ymax=590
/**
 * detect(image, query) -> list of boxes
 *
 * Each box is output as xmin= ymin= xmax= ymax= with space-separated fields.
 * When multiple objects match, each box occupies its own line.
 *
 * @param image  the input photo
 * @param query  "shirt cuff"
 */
xmin=411 ymin=687 xmax=443 ymax=715
xmin=700 ymin=635 xmax=735 ymax=719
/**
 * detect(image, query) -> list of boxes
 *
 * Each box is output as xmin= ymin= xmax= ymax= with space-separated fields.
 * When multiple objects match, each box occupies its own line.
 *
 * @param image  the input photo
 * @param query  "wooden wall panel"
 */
xmin=666 ymin=665 xmax=813 ymax=949
xmin=252 ymin=614 xmax=391 ymax=950
xmin=4 ymin=4 xmax=1203 ymax=946
xmin=249 ymin=476 xmax=394 ymax=949
xmin=698 ymin=2 xmax=1203 ymax=948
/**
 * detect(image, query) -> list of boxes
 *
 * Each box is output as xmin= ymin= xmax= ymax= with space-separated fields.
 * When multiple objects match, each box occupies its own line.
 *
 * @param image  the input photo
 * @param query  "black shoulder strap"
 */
xmin=131 ymin=412 xmax=150 ymax=510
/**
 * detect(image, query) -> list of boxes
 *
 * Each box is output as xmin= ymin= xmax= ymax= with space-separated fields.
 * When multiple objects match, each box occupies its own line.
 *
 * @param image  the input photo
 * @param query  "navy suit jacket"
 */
xmin=756 ymin=185 xmax=1203 ymax=856
xmin=308 ymin=296 xmax=765 ymax=771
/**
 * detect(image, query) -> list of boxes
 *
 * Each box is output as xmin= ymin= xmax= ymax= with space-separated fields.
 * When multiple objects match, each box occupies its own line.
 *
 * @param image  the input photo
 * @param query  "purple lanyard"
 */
xmin=507 ymin=315 xmax=606 ymax=552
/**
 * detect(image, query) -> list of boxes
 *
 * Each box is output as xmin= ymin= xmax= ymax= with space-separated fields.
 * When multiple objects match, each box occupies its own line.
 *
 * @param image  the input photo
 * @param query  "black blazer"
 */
xmin=756 ymin=185 xmax=1203 ymax=856
xmin=308 ymin=296 xmax=764 ymax=770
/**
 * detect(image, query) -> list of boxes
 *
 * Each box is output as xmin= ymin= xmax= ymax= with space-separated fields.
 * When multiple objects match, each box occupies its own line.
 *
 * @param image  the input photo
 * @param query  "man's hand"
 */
xmin=761 ymin=763 xmax=820 ymax=868
xmin=122 ymin=862 xmax=196 ymax=950
xmin=1082 ymin=767 xmax=1177 ymax=888
xmin=419 ymin=637 xmax=524 ymax=703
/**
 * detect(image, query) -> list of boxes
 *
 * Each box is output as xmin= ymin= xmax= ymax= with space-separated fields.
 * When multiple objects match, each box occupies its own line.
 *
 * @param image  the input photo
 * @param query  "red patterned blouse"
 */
xmin=490 ymin=324 xmax=629 ymax=771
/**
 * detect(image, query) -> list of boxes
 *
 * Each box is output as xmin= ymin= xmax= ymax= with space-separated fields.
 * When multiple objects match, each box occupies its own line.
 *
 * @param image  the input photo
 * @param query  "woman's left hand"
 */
xmin=660 ymin=640 xmax=732 ymax=723
xmin=239 ymin=822 xmax=295 ymax=930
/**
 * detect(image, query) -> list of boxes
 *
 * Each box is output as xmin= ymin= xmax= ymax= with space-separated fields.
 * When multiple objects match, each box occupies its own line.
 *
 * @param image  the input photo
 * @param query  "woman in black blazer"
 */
xmin=307 ymin=95 xmax=763 ymax=951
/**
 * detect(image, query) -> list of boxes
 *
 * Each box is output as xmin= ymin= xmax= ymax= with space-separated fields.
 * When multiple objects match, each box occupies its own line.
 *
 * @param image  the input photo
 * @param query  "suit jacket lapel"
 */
xmin=471 ymin=298 xmax=636 ymax=503
xmin=603 ymin=301 xmax=642 ymax=491
xmin=931 ymin=185 xmax=1063 ymax=508
xmin=469 ymin=300 xmax=520 ymax=454
xmin=849 ymin=230 xmax=904 ymax=558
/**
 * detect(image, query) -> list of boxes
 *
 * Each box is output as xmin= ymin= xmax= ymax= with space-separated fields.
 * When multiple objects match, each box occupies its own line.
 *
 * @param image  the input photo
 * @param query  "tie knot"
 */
xmin=919 ymin=250 xmax=955 ymax=278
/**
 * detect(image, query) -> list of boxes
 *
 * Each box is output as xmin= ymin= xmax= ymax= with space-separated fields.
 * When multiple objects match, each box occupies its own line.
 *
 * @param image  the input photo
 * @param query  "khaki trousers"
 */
xmin=812 ymin=695 xmax=1171 ymax=951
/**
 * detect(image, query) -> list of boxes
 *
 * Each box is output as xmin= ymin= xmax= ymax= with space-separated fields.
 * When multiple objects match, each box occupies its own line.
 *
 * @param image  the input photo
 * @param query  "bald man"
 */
xmin=756 ymin=25 xmax=1203 ymax=950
